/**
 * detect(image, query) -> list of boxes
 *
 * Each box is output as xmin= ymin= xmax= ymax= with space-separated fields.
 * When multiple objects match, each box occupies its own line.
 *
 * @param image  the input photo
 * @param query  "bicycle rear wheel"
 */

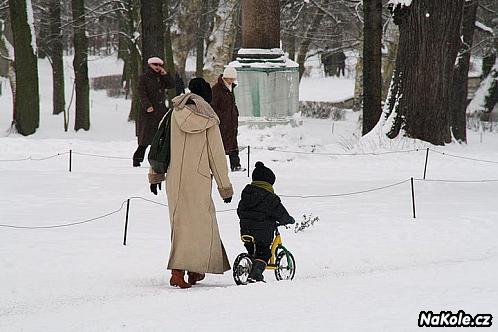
xmin=275 ymin=249 xmax=296 ymax=281
xmin=233 ymin=253 xmax=253 ymax=285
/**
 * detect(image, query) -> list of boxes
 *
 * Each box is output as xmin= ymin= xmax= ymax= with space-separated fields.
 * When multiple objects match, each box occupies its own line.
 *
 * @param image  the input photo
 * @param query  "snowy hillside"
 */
xmin=1 ymin=57 xmax=497 ymax=331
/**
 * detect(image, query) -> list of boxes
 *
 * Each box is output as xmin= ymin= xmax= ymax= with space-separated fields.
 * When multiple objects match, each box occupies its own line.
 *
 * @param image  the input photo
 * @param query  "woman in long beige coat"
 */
xmin=149 ymin=80 xmax=233 ymax=289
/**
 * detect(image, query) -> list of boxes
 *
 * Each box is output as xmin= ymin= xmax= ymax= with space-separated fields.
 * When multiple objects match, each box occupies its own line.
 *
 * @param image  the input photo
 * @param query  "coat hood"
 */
xmin=172 ymin=93 xmax=220 ymax=134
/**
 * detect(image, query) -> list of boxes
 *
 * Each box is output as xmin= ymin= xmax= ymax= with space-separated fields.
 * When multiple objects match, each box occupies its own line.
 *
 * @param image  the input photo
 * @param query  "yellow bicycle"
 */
xmin=233 ymin=226 xmax=296 ymax=285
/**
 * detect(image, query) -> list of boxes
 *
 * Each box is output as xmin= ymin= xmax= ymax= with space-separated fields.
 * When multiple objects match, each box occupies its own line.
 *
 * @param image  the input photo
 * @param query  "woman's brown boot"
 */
xmin=170 ymin=270 xmax=191 ymax=288
xmin=187 ymin=272 xmax=206 ymax=285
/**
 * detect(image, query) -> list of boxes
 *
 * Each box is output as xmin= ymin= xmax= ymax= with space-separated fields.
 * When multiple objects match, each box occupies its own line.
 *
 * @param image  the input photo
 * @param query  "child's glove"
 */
xmin=150 ymin=182 xmax=162 ymax=195
xmin=277 ymin=216 xmax=295 ymax=227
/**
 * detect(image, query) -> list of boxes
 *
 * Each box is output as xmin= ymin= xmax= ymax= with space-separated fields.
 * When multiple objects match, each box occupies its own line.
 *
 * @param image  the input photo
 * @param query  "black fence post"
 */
xmin=423 ymin=148 xmax=429 ymax=180
xmin=69 ymin=149 xmax=72 ymax=172
xmin=123 ymin=199 xmax=131 ymax=245
xmin=247 ymin=145 xmax=250 ymax=178
xmin=411 ymin=177 xmax=416 ymax=219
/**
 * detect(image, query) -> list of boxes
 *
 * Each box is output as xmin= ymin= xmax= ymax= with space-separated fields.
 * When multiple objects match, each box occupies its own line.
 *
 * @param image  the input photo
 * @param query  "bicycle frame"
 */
xmin=240 ymin=228 xmax=292 ymax=270
xmin=266 ymin=229 xmax=291 ymax=270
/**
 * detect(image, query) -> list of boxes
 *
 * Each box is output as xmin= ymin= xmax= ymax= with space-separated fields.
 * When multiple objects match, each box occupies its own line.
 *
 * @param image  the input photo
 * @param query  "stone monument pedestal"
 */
xmin=230 ymin=48 xmax=299 ymax=118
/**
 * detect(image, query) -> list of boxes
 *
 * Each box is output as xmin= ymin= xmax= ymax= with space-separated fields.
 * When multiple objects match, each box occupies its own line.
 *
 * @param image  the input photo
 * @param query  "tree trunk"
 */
xmin=170 ymin=1 xmax=200 ymax=82
xmin=141 ymin=0 xmax=164 ymax=70
xmin=296 ymin=7 xmax=324 ymax=80
xmin=384 ymin=0 xmax=465 ymax=145
xmin=203 ymin=0 xmax=240 ymax=83
xmin=9 ymin=0 xmax=40 ymax=135
xmin=287 ymin=33 xmax=296 ymax=61
xmin=468 ymin=59 xmax=498 ymax=114
xmin=49 ymin=0 xmax=65 ymax=115
xmin=353 ymin=42 xmax=363 ymax=113
xmin=117 ymin=7 xmax=128 ymax=62
xmin=482 ymin=64 xmax=498 ymax=111
xmin=382 ymin=19 xmax=399 ymax=101
xmin=119 ymin=2 xmax=131 ymax=92
xmin=163 ymin=0 xmax=176 ymax=103
xmin=196 ymin=0 xmax=209 ymax=77
xmin=362 ymin=0 xmax=383 ymax=135
xmin=482 ymin=53 xmax=496 ymax=78
xmin=467 ymin=0 xmax=498 ymax=116
xmin=72 ymin=0 xmax=90 ymax=131
xmin=8 ymin=62 xmax=16 ymax=114
xmin=126 ymin=0 xmax=141 ymax=121
xmin=450 ymin=0 xmax=478 ymax=143
xmin=128 ymin=45 xmax=141 ymax=121
xmin=0 ymin=24 xmax=16 ymax=115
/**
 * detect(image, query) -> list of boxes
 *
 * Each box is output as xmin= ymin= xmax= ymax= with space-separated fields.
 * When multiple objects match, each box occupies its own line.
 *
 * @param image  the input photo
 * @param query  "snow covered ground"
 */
xmin=1 ymin=57 xmax=497 ymax=331
xmin=299 ymin=76 xmax=355 ymax=102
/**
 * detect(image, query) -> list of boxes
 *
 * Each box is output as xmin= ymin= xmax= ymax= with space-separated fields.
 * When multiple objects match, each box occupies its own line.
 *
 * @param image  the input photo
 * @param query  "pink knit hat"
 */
xmin=147 ymin=57 xmax=164 ymax=65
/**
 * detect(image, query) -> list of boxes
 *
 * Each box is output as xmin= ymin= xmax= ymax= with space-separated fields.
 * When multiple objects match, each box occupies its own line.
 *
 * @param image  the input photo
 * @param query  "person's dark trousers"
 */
xmin=241 ymin=228 xmax=273 ymax=262
xmin=338 ymin=65 xmax=345 ymax=77
xmin=133 ymin=145 xmax=148 ymax=166
xmin=228 ymin=150 xmax=241 ymax=170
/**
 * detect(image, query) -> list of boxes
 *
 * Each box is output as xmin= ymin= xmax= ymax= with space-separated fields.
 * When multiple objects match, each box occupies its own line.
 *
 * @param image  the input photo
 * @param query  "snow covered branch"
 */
xmin=475 ymin=21 xmax=494 ymax=35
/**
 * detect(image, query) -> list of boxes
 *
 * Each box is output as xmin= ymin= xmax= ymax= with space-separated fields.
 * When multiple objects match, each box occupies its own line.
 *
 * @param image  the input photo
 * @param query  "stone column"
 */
xmin=232 ymin=0 xmax=299 ymax=120
xmin=241 ymin=0 xmax=280 ymax=49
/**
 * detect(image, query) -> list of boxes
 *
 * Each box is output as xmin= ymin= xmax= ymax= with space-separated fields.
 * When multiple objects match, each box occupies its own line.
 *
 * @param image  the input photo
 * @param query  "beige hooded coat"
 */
xmin=149 ymin=93 xmax=233 ymax=274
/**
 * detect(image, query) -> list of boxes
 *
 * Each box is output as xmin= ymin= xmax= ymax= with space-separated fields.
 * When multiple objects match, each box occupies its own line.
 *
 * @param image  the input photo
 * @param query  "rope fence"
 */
xmin=415 ymin=178 xmax=498 ymax=183
xmin=251 ymin=147 xmax=420 ymax=156
xmin=2 ymin=148 xmax=497 ymax=179
xmin=0 ymin=200 xmax=129 ymax=230
xmin=0 ymin=147 xmax=421 ymax=163
xmin=0 ymin=152 xmax=69 ymax=162
xmin=280 ymin=179 xmax=411 ymax=198
xmin=1 ymin=176 xmax=497 ymax=235
xmin=72 ymin=151 xmax=130 ymax=160
xmin=0 ymin=179 xmax=412 ymax=231
xmin=429 ymin=149 xmax=498 ymax=164
xmin=1 ymin=144 xmax=497 ymax=240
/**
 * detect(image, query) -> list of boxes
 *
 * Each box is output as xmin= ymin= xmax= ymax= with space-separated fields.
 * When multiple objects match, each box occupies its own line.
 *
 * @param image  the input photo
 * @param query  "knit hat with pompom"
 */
xmin=251 ymin=161 xmax=276 ymax=185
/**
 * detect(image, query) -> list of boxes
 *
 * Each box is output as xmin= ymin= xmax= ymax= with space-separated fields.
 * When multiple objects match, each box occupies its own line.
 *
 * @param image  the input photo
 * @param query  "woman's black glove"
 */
xmin=150 ymin=182 xmax=162 ymax=195
xmin=223 ymin=196 xmax=232 ymax=203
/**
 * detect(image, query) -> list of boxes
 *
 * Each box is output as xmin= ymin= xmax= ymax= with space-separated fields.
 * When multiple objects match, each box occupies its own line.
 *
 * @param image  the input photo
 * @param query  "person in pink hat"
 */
xmin=133 ymin=56 xmax=176 ymax=167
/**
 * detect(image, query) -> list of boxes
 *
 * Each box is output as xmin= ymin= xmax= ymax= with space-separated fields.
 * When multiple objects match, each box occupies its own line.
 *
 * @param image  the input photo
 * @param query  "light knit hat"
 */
xmin=222 ymin=66 xmax=237 ymax=79
xmin=147 ymin=57 xmax=164 ymax=65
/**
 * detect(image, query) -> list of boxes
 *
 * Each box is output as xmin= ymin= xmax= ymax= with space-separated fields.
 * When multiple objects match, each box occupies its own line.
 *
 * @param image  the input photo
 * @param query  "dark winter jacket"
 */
xmin=237 ymin=183 xmax=294 ymax=231
xmin=210 ymin=75 xmax=239 ymax=154
xmin=175 ymin=72 xmax=185 ymax=96
xmin=136 ymin=69 xmax=175 ymax=146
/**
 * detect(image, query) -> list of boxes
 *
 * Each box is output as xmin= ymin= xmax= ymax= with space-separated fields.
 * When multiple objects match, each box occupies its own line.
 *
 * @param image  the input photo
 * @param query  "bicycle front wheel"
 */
xmin=275 ymin=249 xmax=296 ymax=281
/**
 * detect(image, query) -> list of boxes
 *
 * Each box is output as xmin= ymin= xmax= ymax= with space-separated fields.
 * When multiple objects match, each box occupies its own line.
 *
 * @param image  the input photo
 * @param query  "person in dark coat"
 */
xmin=211 ymin=66 xmax=245 ymax=171
xmin=237 ymin=161 xmax=295 ymax=282
xmin=322 ymin=53 xmax=336 ymax=77
xmin=133 ymin=56 xmax=175 ymax=167
xmin=337 ymin=51 xmax=346 ymax=77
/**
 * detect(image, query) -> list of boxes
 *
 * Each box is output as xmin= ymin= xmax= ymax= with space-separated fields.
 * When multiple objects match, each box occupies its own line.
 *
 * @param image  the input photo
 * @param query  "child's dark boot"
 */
xmin=248 ymin=259 xmax=267 ymax=282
